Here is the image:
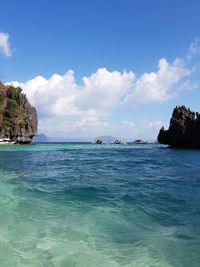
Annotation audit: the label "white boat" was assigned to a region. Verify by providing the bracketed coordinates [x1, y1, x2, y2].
[0, 138, 16, 145]
[112, 139, 127, 144]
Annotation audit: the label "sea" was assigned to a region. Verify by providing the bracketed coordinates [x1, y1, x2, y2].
[0, 143, 200, 267]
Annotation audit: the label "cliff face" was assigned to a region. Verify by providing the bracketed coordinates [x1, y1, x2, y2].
[0, 82, 38, 144]
[158, 106, 200, 148]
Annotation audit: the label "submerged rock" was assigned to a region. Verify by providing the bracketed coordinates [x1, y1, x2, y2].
[157, 105, 200, 148]
[0, 82, 38, 144]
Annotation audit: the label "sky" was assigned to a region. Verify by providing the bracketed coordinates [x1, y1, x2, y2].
[0, 0, 200, 141]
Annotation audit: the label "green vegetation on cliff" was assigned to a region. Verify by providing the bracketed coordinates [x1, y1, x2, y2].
[0, 83, 25, 131]
[0, 81, 38, 143]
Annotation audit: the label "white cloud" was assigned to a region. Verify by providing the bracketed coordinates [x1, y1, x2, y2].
[8, 68, 134, 137]
[9, 60, 192, 123]
[7, 54, 195, 138]
[76, 68, 134, 110]
[0, 32, 12, 57]
[123, 58, 192, 105]
[178, 80, 198, 91]
[149, 121, 163, 129]
[9, 68, 134, 118]
[187, 38, 200, 61]
[123, 120, 135, 127]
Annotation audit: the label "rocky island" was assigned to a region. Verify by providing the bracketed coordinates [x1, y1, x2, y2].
[0, 82, 38, 144]
[158, 105, 200, 148]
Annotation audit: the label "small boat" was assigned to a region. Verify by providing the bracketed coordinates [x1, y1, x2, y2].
[133, 139, 147, 144]
[113, 139, 121, 144]
[112, 139, 127, 144]
[96, 139, 103, 144]
[0, 138, 16, 145]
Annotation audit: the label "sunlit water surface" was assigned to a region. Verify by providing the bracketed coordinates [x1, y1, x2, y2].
[0, 143, 200, 266]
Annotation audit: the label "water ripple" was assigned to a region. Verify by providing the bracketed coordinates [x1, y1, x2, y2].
[0, 143, 200, 266]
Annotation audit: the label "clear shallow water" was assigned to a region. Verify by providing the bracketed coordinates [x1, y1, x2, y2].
[0, 143, 200, 267]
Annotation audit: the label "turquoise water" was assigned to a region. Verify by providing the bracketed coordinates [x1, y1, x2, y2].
[0, 143, 200, 267]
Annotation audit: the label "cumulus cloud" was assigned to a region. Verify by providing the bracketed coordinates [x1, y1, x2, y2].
[123, 58, 192, 105]
[77, 68, 134, 110]
[9, 68, 134, 118]
[0, 32, 12, 57]
[8, 68, 134, 137]
[9, 61, 192, 121]
[7, 54, 195, 138]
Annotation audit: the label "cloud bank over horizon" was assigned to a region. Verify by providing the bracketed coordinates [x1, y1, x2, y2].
[6, 43, 198, 140]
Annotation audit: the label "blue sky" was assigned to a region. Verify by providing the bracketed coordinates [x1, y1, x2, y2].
[1, 0, 200, 140]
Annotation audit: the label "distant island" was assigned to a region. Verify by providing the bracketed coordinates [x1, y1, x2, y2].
[158, 105, 200, 148]
[0, 82, 38, 144]
[33, 133, 49, 143]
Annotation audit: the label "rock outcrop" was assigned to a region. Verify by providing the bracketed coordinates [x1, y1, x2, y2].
[0, 82, 38, 144]
[96, 139, 103, 144]
[157, 105, 200, 148]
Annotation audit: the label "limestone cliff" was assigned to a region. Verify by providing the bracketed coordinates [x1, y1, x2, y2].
[0, 82, 38, 143]
[157, 106, 200, 148]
